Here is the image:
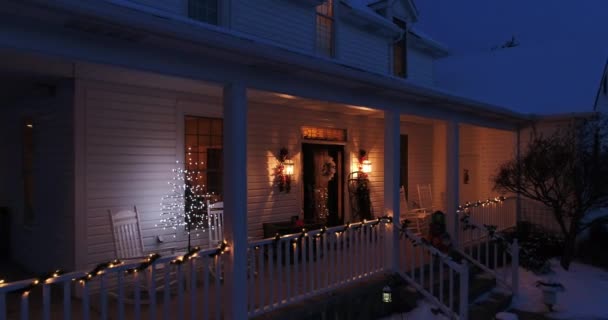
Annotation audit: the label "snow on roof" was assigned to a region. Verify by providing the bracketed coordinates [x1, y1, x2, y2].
[435, 41, 608, 115]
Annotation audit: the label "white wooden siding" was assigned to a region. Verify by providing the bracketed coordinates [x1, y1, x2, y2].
[247, 103, 385, 239]
[0, 80, 75, 273]
[80, 79, 388, 264]
[122, 0, 186, 15]
[231, 0, 316, 53]
[408, 47, 435, 86]
[432, 122, 447, 211]
[459, 125, 515, 203]
[336, 22, 391, 74]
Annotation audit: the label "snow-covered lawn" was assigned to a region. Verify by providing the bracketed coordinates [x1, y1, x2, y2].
[383, 259, 608, 320]
[512, 259, 608, 319]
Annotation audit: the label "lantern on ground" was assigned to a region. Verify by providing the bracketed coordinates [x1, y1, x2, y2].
[382, 285, 392, 303]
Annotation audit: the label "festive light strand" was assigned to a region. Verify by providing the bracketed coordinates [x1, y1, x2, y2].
[75, 260, 122, 284]
[12, 270, 63, 296]
[127, 253, 162, 273]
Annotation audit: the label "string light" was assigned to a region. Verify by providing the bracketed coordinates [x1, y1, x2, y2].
[75, 260, 122, 284]
[127, 253, 161, 273]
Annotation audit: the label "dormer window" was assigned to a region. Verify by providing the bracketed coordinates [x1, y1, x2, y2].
[393, 18, 407, 78]
[316, 0, 335, 57]
[188, 0, 219, 25]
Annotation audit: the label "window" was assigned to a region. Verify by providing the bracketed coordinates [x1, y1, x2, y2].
[185, 116, 223, 198]
[188, 0, 219, 25]
[316, 0, 335, 57]
[22, 118, 34, 225]
[393, 18, 407, 78]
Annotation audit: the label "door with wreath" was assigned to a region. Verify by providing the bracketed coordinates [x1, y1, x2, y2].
[302, 143, 344, 226]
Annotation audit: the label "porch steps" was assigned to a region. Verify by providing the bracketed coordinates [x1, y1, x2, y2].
[250, 273, 421, 320]
[405, 255, 513, 319]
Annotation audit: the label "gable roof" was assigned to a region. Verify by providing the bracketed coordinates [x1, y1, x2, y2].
[435, 41, 608, 115]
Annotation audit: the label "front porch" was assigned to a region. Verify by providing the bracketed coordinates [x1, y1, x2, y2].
[0, 51, 521, 319]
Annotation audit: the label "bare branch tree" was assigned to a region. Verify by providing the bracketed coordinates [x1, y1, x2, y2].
[494, 115, 608, 270]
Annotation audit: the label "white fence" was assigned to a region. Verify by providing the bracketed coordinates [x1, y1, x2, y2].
[246, 220, 388, 317]
[457, 199, 520, 297]
[398, 228, 469, 320]
[0, 247, 226, 320]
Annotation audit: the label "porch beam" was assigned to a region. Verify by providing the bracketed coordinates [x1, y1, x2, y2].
[446, 120, 460, 249]
[384, 110, 401, 272]
[222, 83, 248, 320]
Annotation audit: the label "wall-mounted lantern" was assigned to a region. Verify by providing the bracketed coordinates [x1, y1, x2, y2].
[276, 148, 292, 193]
[361, 159, 372, 174]
[284, 159, 294, 176]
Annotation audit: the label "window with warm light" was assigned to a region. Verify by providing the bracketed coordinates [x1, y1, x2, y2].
[316, 0, 335, 57]
[22, 118, 35, 225]
[185, 116, 223, 198]
[392, 18, 407, 78]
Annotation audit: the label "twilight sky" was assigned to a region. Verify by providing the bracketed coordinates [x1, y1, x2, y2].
[414, 0, 608, 55]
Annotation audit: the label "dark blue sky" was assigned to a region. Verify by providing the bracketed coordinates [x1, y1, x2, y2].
[414, 0, 608, 54]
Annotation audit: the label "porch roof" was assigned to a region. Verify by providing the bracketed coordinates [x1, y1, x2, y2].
[10, 0, 525, 126]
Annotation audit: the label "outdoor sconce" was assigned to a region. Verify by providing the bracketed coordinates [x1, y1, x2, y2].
[361, 159, 372, 174]
[382, 285, 392, 303]
[276, 148, 292, 193]
[284, 159, 294, 176]
[358, 149, 372, 175]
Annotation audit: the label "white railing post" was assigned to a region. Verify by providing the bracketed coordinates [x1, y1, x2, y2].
[511, 238, 519, 297]
[459, 261, 469, 320]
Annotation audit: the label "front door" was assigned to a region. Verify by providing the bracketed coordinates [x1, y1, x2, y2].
[302, 143, 344, 226]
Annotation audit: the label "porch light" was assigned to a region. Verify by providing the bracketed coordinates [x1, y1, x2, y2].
[361, 159, 372, 173]
[382, 285, 392, 303]
[284, 159, 294, 176]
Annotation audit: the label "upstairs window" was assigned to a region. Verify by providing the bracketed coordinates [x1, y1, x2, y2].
[316, 0, 335, 57]
[188, 0, 219, 25]
[393, 18, 407, 78]
[185, 116, 223, 198]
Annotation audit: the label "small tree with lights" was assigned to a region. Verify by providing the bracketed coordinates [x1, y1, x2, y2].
[157, 161, 209, 250]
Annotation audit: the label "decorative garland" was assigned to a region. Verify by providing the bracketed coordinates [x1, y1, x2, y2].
[76, 260, 122, 284]
[321, 157, 336, 180]
[457, 196, 506, 211]
[11, 270, 64, 295]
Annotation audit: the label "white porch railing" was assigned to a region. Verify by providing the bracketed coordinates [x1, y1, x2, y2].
[0, 247, 226, 320]
[457, 201, 520, 297]
[398, 227, 469, 320]
[246, 220, 388, 317]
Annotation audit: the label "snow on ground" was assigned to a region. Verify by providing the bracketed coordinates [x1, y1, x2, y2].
[512, 259, 608, 319]
[380, 300, 450, 320]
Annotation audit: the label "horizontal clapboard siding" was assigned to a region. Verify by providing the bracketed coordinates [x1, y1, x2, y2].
[81, 79, 390, 265]
[232, 0, 316, 53]
[247, 103, 385, 240]
[82, 80, 223, 265]
[337, 22, 391, 74]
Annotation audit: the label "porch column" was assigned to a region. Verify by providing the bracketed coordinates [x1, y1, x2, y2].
[446, 120, 460, 249]
[384, 110, 400, 272]
[222, 83, 248, 320]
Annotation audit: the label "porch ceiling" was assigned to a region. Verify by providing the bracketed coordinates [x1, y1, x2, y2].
[248, 89, 384, 118]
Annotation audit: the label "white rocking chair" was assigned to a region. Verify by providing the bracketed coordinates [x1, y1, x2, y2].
[109, 207, 177, 300]
[400, 186, 429, 236]
[207, 201, 224, 248]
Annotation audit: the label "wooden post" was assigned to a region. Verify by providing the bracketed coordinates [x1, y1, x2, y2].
[223, 83, 248, 320]
[384, 110, 401, 272]
[511, 239, 519, 298]
[447, 120, 460, 249]
[459, 261, 469, 320]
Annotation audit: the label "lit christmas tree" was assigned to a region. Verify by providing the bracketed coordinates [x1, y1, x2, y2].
[157, 161, 209, 250]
